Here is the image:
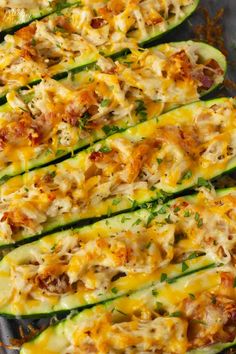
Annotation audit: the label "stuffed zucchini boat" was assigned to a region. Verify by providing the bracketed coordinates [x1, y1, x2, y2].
[0, 187, 235, 317]
[19, 266, 236, 353]
[0, 0, 200, 100]
[0, 97, 236, 247]
[0, 41, 226, 182]
[0, 1, 81, 37]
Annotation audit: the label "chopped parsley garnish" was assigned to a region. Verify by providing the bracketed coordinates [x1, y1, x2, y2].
[182, 261, 189, 272]
[178, 170, 192, 184]
[160, 273, 167, 282]
[189, 293, 196, 300]
[184, 210, 191, 217]
[112, 198, 121, 206]
[132, 218, 142, 226]
[100, 99, 111, 107]
[157, 158, 163, 165]
[49, 170, 56, 178]
[197, 177, 212, 189]
[169, 311, 183, 317]
[135, 100, 147, 122]
[157, 206, 168, 214]
[100, 146, 112, 153]
[156, 301, 164, 311]
[111, 287, 118, 294]
[152, 289, 159, 296]
[194, 212, 203, 228]
[102, 125, 121, 135]
[145, 242, 152, 249]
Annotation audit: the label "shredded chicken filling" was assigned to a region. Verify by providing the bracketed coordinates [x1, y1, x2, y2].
[57, 272, 236, 353]
[7, 190, 236, 303]
[0, 0, 197, 93]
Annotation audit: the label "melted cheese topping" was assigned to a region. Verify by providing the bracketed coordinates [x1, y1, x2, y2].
[0, 42, 224, 178]
[20, 268, 236, 354]
[0, 0, 197, 94]
[0, 188, 235, 315]
[0, 99, 235, 245]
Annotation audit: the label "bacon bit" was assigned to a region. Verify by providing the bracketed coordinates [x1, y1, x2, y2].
[195, 72, 214, 90]
[193, 7, 227, 56]
[168, 50, 192, 81]
[91, 17, 107, 29]
[89, 151, 104, 161]
[15, 24, 36, 42]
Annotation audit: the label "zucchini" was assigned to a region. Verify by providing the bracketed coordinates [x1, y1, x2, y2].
[0, 0, 200, 101]
[0, 97, 235, 247]
[189, 341, 236, 354]
[0, 41, 226, 182]
[19, 266, 236, 353]
[0, 0, 81, 37]
[2, 186, 235, 317]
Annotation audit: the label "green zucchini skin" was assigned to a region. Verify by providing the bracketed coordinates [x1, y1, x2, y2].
[19, 266, 235, 353]
[0, 41, 227, 183]
[2, 187, 233, 317]
[188, 341, 236, 354]
[0, 1, 81, 39]
[0, 0, 200, 103]
[0, 97, 235, 248]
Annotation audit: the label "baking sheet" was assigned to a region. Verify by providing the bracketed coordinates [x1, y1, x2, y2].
[0, 0, 236, 353]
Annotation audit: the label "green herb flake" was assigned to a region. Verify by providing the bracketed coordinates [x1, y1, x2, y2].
[101, 99, 111, 107]
[184, 210, 191, 217]
[135, 100, 147, 122]
[197, 177, 211, 189]
[178, 170, 192, 184]
[158, 206, 167, 214]
[156, 301, 163, 311]
[111, 287, 118, 294]
[132, 218, 142, 226]
[157, 158, 163, 165]
[160, 273, 167, 282]
[174, 206, 180, 213]
[152, 289, 159, 296]
[182, 261, 189, 272]
[145, 242, 152, 249]
[112, 198, 121, 206]
[102, 125, 121, 135]
[100, 146, 112, 153]
[189, 293, 196, 300]
[169, 311, 183, 318]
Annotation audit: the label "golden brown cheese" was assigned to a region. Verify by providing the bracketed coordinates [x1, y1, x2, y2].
[1, 188, 235, 311]
[19, 268, 236, 354]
